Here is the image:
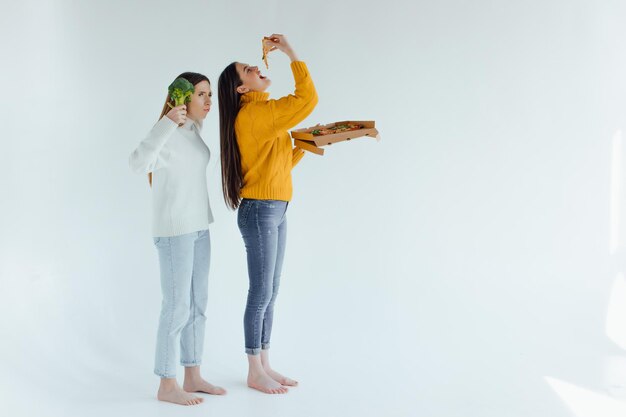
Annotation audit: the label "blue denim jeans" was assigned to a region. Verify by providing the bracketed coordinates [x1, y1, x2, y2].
[152, 229, 210, 378]
[237, 199, 288, 355]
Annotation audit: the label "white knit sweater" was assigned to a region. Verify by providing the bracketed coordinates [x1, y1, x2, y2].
[129, 116, 214, 237]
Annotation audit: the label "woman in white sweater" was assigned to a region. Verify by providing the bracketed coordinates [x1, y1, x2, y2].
[129, 72, 225, 406]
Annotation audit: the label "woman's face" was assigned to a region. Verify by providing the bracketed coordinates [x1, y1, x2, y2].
[235, 63, 271, 93]
[186, 80, 212, 121]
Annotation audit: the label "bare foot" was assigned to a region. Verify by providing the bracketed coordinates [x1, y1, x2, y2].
[264, 367, 298, 386]
[183, 378, 227, 395]
[157, 383, 204, 406]
[248, 371, 289, 394]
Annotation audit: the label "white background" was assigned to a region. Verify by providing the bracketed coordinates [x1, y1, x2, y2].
[2, 0, 626, 416]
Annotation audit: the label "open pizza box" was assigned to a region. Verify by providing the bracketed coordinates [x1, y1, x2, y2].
[290, 120, 380, 156]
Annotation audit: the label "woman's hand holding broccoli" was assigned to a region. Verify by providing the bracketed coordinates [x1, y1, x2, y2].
[166, 105, 187, 126]
[165, 77, 194, 126]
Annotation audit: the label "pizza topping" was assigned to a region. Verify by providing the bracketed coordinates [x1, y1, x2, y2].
[311, 123, 364, 136]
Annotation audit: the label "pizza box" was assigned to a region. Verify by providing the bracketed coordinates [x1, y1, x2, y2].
[290, 120, 380, 156]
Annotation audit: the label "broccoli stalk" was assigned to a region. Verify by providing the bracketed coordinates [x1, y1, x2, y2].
[167, 78, 195, 108]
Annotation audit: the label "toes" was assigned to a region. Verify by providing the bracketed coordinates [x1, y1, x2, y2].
[187, 396, 202, 405]
[249, 381, 288, 394]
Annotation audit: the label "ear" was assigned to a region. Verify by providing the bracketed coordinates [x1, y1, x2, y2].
[236, 85, 249, 94]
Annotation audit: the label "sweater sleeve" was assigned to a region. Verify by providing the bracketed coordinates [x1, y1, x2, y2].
[129, 116, 178, 174]
[292, 146, 305, 168]
[269, 61, 319, 132]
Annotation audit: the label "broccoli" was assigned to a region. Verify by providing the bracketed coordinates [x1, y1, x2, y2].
[167, 77, 195, 108]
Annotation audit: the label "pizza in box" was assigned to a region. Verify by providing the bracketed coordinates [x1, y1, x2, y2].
[290, 120, 380, 155]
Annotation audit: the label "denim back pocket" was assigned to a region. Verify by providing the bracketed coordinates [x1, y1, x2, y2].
[237, 200, 253, 229]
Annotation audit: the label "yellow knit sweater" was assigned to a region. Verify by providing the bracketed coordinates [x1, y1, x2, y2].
[235, 61, 318, 202]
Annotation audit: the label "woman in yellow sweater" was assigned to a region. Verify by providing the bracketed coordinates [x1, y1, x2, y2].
[218, 34, 318, 394]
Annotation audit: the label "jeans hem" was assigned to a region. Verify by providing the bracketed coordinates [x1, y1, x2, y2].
[155, 370, 176, 379]
[180, 361, 202, 367]
[261, 343, 270, 350]
[246, 348, 261, 355]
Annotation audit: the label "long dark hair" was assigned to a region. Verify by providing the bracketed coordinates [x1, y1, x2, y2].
[149, 72, 210, 186]
[218, 62, 244, 210]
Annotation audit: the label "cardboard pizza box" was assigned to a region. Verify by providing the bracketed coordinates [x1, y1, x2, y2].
[290, 120, 380, 155]
[294, 138, 325, 155]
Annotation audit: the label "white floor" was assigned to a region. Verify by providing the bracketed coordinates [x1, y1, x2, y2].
[4, 280, 626, 417]
[5, 350, 625, 417]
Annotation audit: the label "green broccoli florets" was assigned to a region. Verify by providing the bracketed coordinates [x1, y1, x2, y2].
[168, 77, 195, 108]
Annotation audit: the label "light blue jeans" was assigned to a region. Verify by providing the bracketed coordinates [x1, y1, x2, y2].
[152, 229, 210, 378]
[237, 199, 288, 355]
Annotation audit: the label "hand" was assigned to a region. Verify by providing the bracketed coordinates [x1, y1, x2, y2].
[166, 104, 187, 126]
[263, 34, 299, 61]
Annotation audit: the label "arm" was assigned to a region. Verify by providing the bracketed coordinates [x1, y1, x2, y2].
[128, 116, 178, 174]
[292, 146, 305, 168]
[262, 35, 318, 132]
[129, 104, 188, 174]
[269, 61, 319, 132]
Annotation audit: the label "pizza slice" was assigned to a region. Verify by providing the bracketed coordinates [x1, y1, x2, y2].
[261, 37, 272, 69]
